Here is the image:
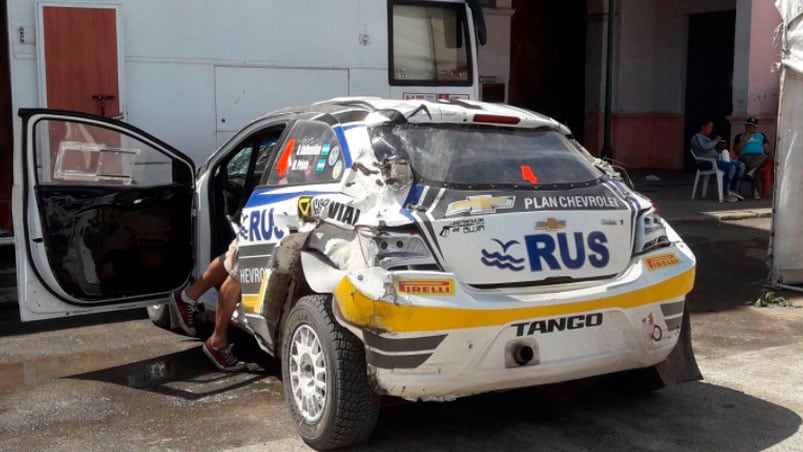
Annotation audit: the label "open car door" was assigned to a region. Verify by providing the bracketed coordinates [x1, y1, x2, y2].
[13, 109, 195, 321]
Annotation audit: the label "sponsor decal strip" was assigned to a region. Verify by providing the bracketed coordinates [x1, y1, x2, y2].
[244, 189, 337, 209]
[645, 253, 681, 271]
[334, 268, 695, 333]
[660, 301, 685, 317]
[665, 316, 682, 332]
[365, 349, 432, 369]
[512, 312, 603, 336]
[397, 279, 455, 296]
[333, 126, 353, 167]
[362, 330, 447, 353]
[411, 186, 446, 263]
[414, 209, 446, 264]
[238, 243, 276, 258]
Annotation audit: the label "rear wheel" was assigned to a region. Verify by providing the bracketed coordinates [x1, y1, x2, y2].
[281, 294, 380, 450]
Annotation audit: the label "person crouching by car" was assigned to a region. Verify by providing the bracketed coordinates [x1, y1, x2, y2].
[691, 119, 745, 202]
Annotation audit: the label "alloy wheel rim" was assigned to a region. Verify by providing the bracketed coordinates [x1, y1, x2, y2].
[289, 324, 327, 423]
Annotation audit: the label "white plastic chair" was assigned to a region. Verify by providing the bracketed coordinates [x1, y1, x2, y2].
[690, 149, 724, 203]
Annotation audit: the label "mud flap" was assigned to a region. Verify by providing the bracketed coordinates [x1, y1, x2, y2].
[654, 309, 703, 384]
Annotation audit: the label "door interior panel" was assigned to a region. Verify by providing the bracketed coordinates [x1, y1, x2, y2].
[35, 184, 193, 302]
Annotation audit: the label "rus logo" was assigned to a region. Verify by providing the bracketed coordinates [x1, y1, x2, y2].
[240, 208, 285, 242]
[524, 231, 609, 270]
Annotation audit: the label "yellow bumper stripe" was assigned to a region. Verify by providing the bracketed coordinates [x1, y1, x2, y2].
[334, 269, 695, 333]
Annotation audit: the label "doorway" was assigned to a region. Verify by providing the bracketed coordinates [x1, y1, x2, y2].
[683, 10, 736, 170]
[508, 0, 587, 141]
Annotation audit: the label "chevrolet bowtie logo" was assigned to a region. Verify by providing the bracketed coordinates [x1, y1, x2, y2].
[445, 195, 515, 216]
[535, 218, 566, 231]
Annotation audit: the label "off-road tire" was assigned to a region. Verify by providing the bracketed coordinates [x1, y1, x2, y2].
[281, 294, 380, 450]
[146, 304, 172, 329]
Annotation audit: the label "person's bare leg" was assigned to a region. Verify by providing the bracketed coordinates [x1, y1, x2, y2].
[208, 275, 241, 349]
[185, 256, 228, 301]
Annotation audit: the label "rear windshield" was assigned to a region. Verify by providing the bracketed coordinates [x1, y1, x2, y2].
[369, 124, 602, 188]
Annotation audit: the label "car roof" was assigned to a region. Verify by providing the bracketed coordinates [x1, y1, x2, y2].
[246, 97, 570, 134]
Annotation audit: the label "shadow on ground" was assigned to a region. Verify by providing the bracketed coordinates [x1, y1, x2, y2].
[356, 379, 801, 451]
[66, 328, 281, 401]
[0, 303, 149, 337]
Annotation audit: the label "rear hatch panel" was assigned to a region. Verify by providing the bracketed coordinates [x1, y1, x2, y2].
[408, 183, 636, 286]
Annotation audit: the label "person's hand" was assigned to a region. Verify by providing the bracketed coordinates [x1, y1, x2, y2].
[714, 135, 722, 142]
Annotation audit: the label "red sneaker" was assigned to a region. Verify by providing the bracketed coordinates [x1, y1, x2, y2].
[170, 290, 197, 337]
[202, 339, 246, 372]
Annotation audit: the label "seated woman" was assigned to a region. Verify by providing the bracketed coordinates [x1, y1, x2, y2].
[734, 117, 770, 199]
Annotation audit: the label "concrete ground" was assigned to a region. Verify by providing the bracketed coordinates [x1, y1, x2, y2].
[0, 216, 801, 450]
[628, 169, 773, 223]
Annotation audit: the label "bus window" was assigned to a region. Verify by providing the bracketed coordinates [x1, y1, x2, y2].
[389, 2, 472, 86]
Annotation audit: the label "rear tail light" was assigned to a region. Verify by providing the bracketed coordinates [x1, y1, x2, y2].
[356, 226, 439, 270]
[635, 209, 670, 254]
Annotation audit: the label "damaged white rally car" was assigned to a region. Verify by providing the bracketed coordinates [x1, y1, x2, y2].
[14, 98, 701, 449]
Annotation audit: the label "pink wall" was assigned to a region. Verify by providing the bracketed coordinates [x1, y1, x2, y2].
[583, 113, 685, 169]
[747, 0, 782, 118]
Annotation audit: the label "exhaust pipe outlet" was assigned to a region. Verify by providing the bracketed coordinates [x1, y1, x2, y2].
[504, 339, 539, 368]
[512, 344, 534, 366]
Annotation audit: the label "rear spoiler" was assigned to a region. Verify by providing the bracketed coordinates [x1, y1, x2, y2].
[467, 0, 487, 45]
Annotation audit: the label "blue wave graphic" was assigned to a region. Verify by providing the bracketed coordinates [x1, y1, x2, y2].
[481, 257, 525, 271]
[480, 249, 525, 264]
[491, 239, 520, 252]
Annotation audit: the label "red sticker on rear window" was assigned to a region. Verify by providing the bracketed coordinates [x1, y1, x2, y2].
[521, 165, 539, 184]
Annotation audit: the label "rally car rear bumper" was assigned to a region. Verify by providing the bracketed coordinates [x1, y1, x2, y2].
[332, 242, 696, 401]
